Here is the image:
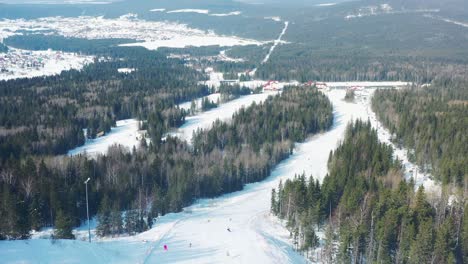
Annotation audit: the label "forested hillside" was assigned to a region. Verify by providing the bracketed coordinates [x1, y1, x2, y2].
[258, 10, 468, 82]
[0, 87, 333, 239]
[0, 42, 7, 53]
[272, 120, 467, 263]
[0, 46, 207, 159]
[372, 79, 468, 187]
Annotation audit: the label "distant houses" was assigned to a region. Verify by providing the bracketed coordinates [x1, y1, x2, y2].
[263, 80, 281, 91]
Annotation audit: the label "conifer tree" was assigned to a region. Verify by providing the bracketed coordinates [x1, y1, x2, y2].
[53, 210, 75, 239]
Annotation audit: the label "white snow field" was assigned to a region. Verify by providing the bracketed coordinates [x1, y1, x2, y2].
[177, 93, 222, 112]
[210, 11, 242, 17]
[149, 8, 166, 12]
[0, 48, 94, 81]
[167, 9, 210, 14]
[1, 87, 442, 263]
[0, 14, 264, 51]
[117, 67, 136, 73]
[67, 119, 144, 157]
[316, 3, 337, 7]
[165, 9, 242, 17]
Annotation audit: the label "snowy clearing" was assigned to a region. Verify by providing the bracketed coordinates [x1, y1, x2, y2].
[0, 47, 93, 81]
[117, 67, 135, 73]
[0, 15, 264, 51]
[67, 119, 145, 157]
[210, 11, 242, 17]
[167, 9, 210, 14]
[177, 93, 222, 112]
[163, 9, 241, 17]
[264, 16, 282, 22]
[218, 49, 245, 62]
[325, 81, 411, 88]
[149, 8, 166, 12]
[316, 3, 337, 7]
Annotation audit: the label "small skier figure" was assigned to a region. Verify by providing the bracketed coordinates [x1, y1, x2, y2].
[227, 227, 231, 232]
[189, 243, 192, 248]
[164, 244, 168, 251]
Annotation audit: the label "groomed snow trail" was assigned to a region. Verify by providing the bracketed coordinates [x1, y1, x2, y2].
[262, 21, 289, 64]
[250, 20, 289, 76]
[1, 88, 440, 263]
[141, 89, 364, 263]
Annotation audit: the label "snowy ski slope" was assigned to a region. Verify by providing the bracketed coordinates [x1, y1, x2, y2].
[1, 87, 440, 263]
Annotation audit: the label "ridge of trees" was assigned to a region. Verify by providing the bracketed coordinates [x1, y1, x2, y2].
[272, 120, 467, 263]
[372, 79, 468, 187]
[0, 46, 208, 160]
[0, 86, 333, 239]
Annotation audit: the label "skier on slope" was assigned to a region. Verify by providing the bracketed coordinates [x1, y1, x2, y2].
[164, 245, 168, 251]
[227, 227, 231, 232]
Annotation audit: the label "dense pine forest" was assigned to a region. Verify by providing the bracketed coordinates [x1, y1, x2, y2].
[372, 79, 468, 188]
[0, 46, 207, 159]
[0, 87, 333, 239]
[272, 120, 467, 263]
[0, 43, 7, 53]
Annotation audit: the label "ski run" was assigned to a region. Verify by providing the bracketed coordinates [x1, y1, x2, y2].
[1, 85, 443, 263]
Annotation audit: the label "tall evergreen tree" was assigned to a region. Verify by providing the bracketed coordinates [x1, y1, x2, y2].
[53, 210, 75, 239]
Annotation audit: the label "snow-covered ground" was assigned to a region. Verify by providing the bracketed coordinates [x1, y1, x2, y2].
[1, 86, 442, 263]
[177, 93, 222, 112]
[0, 14, 264, 51]
[67, 119, 145, 157]
[201, 67, 226, 88]
[355, 89, 441, 196]
[165, 9, 242, 17]
[218, 49, 244, 62]
[117, 67, 135, 73]
[264, 16, 282, 22]
[210, 11, 242, 17]
[199, 67, 299, 90]
[167, 9, 210, 14]
[325, 81, 410, 88]
[170, 91, 278, 143]
[0, 48, 93, 81]
[149, 8, 166, 12]
[345, 4, 439, 20]
[316, 3, 337, 7]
